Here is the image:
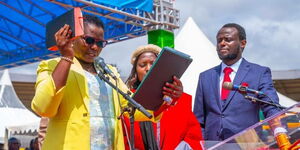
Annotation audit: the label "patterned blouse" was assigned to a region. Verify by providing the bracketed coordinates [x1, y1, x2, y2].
[85, 71, 115, 150]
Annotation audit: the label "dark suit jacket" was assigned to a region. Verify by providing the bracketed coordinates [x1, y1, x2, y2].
[193, 58, 281, 141]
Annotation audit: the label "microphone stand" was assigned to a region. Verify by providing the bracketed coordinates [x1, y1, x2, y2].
[96, 69, 152, 150]
[96, 69, 152, 118]
[244, 95, 286, 110]
[128, 103, 136, 150]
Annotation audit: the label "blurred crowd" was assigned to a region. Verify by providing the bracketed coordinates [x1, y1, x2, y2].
[8, 137, 38, 150]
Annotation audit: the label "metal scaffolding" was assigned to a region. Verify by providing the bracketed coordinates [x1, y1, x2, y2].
[0, 0, 180, 69]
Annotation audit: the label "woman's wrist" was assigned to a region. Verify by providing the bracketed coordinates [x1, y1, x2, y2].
[60, 56, 74, 64]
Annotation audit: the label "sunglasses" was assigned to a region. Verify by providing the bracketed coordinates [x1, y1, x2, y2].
[82, 36, 107, 48]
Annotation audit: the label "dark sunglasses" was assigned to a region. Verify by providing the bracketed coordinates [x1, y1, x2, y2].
[82, 36, 107, 48]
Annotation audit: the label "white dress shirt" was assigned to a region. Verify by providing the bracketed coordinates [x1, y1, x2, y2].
[219, 58, 243, 98]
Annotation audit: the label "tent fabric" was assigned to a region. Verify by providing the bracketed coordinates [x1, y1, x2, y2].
[6, 122, 38, 135]
[175, 17, 220, 107]
[174, 17, 297, 108]
[94, 0, 153, 12]
[278, 92, 297, 107]
[0, 70, 40, 144]
[0, 70, 24, 109]
[0, 0, 151, 69]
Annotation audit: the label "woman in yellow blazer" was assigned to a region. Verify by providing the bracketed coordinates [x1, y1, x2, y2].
[31, 14, 182, 150]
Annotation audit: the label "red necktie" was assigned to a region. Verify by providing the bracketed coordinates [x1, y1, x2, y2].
[221, 67, 233, 100]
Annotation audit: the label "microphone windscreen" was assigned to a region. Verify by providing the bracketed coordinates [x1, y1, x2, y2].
[94, 57, 104, 70]
[223, 82, 233, 90]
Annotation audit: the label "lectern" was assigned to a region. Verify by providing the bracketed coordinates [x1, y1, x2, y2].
[205, 103, 300, 150]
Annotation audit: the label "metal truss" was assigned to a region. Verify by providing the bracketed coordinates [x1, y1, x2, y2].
[0, 0, 180, 69]
[0, 0, 64, 69]
[49, 0, 180, 41]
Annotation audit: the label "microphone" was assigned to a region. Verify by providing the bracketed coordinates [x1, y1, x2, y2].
[94, 57, 117, 80]
[223, 82, 265, 96]
[270, 118, 291, 150]
[273, 127, 291, 149]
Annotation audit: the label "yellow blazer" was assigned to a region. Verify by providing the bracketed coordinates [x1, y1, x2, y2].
[32, 58, 158, 150]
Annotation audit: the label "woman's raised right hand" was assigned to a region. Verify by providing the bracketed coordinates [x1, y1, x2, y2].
[54, 24, 74, 58]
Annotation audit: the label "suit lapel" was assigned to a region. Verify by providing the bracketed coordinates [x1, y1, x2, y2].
[72, 58, 90, 111]
[212, 65, 222, 110]
[222, 59, 250, 111]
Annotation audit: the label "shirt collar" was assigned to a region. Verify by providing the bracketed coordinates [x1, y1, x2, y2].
[221, 58, 243, 73]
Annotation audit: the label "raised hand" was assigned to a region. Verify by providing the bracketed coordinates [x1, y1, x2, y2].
[54, 24, 74, 58]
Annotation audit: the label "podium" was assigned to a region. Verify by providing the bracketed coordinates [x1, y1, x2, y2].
[205, 103, 300, 150]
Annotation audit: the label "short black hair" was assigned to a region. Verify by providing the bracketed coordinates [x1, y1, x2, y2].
[8, 137, 20, 144]
[83, 14, 105, 30]
[222, 23, 246, 40]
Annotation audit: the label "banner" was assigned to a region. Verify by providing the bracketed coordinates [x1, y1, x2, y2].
[93, 0, 153, 12]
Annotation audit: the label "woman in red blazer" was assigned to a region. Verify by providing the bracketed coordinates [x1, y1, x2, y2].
[123, 44, 203, 150]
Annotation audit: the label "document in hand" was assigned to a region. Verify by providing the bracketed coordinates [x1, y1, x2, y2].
[133, 47, 193, 111]
[46, 7, 84, 51]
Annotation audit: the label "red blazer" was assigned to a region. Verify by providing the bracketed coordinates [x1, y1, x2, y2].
[123, 93, 203, 150]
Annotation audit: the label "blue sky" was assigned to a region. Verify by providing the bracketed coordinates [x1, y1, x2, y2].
[9, 0, 300, 76]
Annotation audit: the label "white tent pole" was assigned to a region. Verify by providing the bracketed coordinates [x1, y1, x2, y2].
[4, 128, 8, 150]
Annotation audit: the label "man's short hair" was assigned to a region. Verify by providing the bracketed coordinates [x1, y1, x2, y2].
[222, 23, 246, 40]
[8, 137, 19, 143]
[8, 137, 20, 146]
[83, 14, 105, 29]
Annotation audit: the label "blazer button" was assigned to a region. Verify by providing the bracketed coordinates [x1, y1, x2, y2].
[83, 113, 88, 117]
[221, 114, 225, 118]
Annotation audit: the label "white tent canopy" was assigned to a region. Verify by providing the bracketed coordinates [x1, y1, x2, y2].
[175, 17, 220, 106]
[6, 122, 39, 135]
[278, 92, 298, 107]
[174, 17, 297, 108]
[0, 70, 40, 144]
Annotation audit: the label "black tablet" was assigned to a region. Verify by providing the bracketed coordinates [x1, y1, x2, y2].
[132, 47, 193, 111]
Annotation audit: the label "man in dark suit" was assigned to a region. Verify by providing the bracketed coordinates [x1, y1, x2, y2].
[193, 23, 281, 141]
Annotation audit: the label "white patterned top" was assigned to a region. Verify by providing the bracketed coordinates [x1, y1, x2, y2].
[85, 71, 115, 150]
